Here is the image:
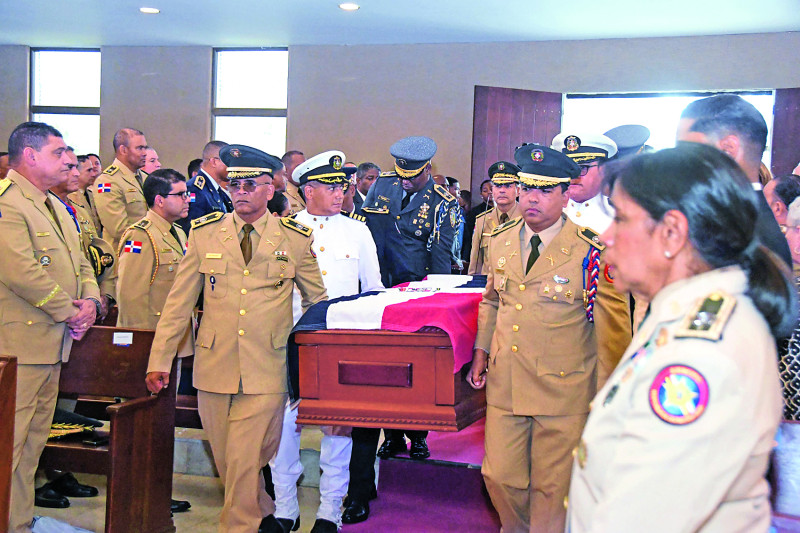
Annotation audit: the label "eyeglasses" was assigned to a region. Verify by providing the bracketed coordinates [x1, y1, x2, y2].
[229, 179, 271, 192]
[579, 164, 599, 177]
[165, 191, 191, 199]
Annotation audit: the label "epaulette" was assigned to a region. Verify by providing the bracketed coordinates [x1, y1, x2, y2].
[434, 183, 455, 202]
[103, 165, 119, 176]
[191, 211, 224, 229]
[195, 174, 206, 190]
[280, 216, 312, 237]
[133, 219, 152, 230]
[0, 178, 12, 197]
[343, 210, 366, 223]
[475, 207, 494, 220]
[578, 227, 605, 251]
[490, 216, 522, 236]
[379, 171, 397, 178]
[362, 206, 389, 214]
[674, 292, 736, 341]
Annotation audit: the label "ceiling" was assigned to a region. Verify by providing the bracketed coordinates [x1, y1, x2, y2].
[4, 0, 800, 48]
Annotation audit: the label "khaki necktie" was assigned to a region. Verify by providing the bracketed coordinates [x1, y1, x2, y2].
[526, 234, 541, 274]
[45, 197, 63, 234]
[240, 223, 254, 265]
[135, 171, 144, 190]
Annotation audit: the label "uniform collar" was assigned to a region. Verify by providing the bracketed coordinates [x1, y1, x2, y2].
[147, 210, 174, 233]
[112, 157, 139, 179]
[522, 214, 564, 249]
[7, 169, 47, 202]
[200, 169, 221, 191]
[233, 210, 269, 235]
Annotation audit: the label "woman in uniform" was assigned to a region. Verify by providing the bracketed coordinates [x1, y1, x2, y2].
[567, 142, 795, 532]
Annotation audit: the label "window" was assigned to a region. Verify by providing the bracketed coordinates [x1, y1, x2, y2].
[561, 91, 776, 166]
[212, 49, 289, 157]
[30, 49, 101, 155]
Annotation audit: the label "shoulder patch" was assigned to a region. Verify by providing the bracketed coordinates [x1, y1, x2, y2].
[343, 210, 366, 223]
[475, 207, 494, 220]
[490, 216, 523, 236]
[362, 206, 389, 215]
[674, 292, 736, 341]
[0, 178, 12, 197]
[103, 165, 119, 176]
[195, 174, 206, 190]
[433, 183, 455, 202]
[191, 211, 225, 229]
[577, 226, 605, 251]
[649, 365, 709, 425]
[379, 171, 398, 178]
[133, 219, 152, 230]
[280, 216, 313, 236]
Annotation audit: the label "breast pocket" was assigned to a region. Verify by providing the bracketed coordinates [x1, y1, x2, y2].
[32, 235, 62, 270]
[199, 258, 228, 297]
[267, 261, 295, 286]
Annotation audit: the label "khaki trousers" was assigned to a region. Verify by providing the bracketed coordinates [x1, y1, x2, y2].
[482, 405, 587, 533]
[10, 363, 61, 533]
[198, 389, 286, 533]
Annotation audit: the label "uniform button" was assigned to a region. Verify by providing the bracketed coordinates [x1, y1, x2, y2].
[322, 270, 327, 275]
[239, 309, 246, 316]
[238, 329, 245, 336]
[26, 320, 33, 325]
[559, 371, 566, 377]
[241, 289, 247, 295]
[396, 216, 400, 220]
[243, 269, 250, 276]
[279, 273, 284, 278]
[210, 269, 215, 274]
[511, 345, 518, 352]
[552, 296, 558, 301]
[156, 311, 161, 316]
[563, 496, 569, 510]
[572, 447, 577, 458]
[346, 254, 350, 258]
[512, 325, 519, 332]
[515, 303, 522, 311]
[75, 272, 80, 277]
[320, 246, 325, 252]
[519, 284, 525, 291]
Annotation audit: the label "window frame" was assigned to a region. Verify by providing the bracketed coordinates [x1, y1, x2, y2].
[29, 47, 101, 117]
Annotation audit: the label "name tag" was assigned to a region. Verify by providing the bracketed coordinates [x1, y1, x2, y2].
[36, 232, 50, 237]
[161, 248, 173, 253]
[205, 253, 223, 259]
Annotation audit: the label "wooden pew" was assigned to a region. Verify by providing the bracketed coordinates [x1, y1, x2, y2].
[39, 326, 177, 533]
[0, 356, 17, 530]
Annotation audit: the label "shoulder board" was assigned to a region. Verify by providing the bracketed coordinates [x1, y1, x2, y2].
[476, 207, 494, 220]
[103, 165, 119, 176]
[578, 227, 605, 251]
[133, 219, 152, 230]
[490, 216, 523, 236]
[0, 178, 12, 197]
[343, 210, 366, 222]
[191, 211, 224, 229]
[434, 183, 455, 202]
[195, 174, 206, 190]
[674, 292, 736, 341]
[361, 206, 389, 215]
[379, 171, 397, 178]
[280, 216, 312, 237]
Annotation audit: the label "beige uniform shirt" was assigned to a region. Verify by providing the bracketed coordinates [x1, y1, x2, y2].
[467, 204, 521, 275]
[94, 158, 148, 255]
[0, 171, 100, 363]
[117, 210, 193, 357]
[147, 211, 327, 394]
[284, 181, 306, 215]
[70, 187, 102, 238]
[66, 193, 116, 300]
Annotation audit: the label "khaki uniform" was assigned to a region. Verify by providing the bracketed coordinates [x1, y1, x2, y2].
[467, 204, 521, 275]
[474, 215, 625, 533]
[66, 193, 116, 300]
[284, 181, 306, 214]
[70, 187, 102, 238]
[0, 171, 100, 533]
[94, 158, 148, 256]
[568, 267, 781, 533]
[117, 211, 192, 357]
[147, 211, 327, 533]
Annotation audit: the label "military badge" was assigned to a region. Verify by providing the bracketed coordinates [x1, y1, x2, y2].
[649, 365, 709, 425]
[498, 162, 505, 170]
[331, 155, 343, 170]
[230, 148, 241, 158]
[497, 257, 506, 268]
[275, 250, 288, 262]
[39, 254, 52, 267]
[414, 230, 422, 236]
[397, 158, 407, 167]
[553, 275, 569, 284]
[532, 149, 544, 162]
[449, 207, 458, 228]
[418, 204, 430, 218]
[566, 135, 581, 151]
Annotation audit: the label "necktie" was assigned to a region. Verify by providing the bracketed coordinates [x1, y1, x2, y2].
[84, 189, 92, 209]
[169, 226, 182, 250]
[499, 213, 508, 224]
[526, 234, 541, 274]
[240, 224, 254, 265]
[401, 193, 412, 210]
[135, 171, 144, 190]
[44, 197, 63, 234]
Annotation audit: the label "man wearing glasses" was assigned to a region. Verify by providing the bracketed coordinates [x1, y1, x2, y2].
[144, 145, 327, 533]
[178, 140, 233, 235]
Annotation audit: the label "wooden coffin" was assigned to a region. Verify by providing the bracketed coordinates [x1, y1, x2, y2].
[295, 328, 485, 432]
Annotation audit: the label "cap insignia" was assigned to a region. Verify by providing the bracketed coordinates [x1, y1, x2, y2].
[230, 148, 241, 158]
[498, 162, 505, 170]
[532, 149, 544, 162]
[331, 155, 343, 170]
[566, 136, 581, 152]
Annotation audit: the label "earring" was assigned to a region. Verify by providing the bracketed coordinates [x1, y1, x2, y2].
[664, 250, 672, 258]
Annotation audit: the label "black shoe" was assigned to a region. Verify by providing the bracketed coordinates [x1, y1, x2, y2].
[310, 518, 338, 533]
[258, 514, 299, 533]
[47, 472, 99, 498]
[34, 487, 70, 508]
[170, 498, 191, 513]
[341, 499, 370, 524]
[409, 438, 430, 460]
[377, 438, 407, 459]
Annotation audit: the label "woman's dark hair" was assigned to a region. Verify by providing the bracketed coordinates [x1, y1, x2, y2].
[605, 142, 797, 337]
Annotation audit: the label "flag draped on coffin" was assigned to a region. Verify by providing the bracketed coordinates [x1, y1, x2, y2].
[287, 275, 487, 401]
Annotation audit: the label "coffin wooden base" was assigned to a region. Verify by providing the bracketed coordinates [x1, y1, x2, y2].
[295, 329, 485, 432]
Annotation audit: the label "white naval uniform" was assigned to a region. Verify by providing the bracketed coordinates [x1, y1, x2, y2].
[271, 210, 383, 524]
[564, 193, 614, 233]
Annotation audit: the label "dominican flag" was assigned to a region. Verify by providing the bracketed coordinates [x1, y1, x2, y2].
[288, 275, 487, 400]
[97, 183, 112, 193]
[189, 193, 196, 203]
[123, 240, 142, 253]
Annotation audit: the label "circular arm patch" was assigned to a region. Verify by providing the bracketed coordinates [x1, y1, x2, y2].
[649, 365, 709, 425]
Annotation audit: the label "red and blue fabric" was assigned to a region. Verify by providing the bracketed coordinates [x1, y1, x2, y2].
[189, 193, 196, 203]
[583, 248, 600, 322]
[649, 365, 709, 425]
[123, 240, 142, 254]
[97, 183, 112, 193]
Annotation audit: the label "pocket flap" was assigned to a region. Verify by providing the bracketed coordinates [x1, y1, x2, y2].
[536, 355, 585, 377]
[199, 258, 227, 275]
[196, 328, 215, 349]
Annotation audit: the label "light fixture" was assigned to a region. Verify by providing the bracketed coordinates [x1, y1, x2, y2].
[338, 3, 360, 11]
[139, 7, 160, 14]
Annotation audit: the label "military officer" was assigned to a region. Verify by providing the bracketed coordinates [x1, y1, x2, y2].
[550, 132, 633, 387]
[281, 150, 306, 214]
[94, 127, 149, 256]
[145, 145, 327, 533]
[177, 140, 233, 235]
[468, 161, 522, 275]
[468, 144, 627, 533]
[1, 122, 100, 533]
[72, 155, 102, 236]
[268, 151, 383, 533]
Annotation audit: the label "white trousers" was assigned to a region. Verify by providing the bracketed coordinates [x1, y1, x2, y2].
[269, 403, 352, 523]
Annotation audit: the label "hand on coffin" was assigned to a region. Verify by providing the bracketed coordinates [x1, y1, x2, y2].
[467, 349, 489, 390]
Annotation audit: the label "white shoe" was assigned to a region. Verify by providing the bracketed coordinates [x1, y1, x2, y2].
[31, 516, 95, 533]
